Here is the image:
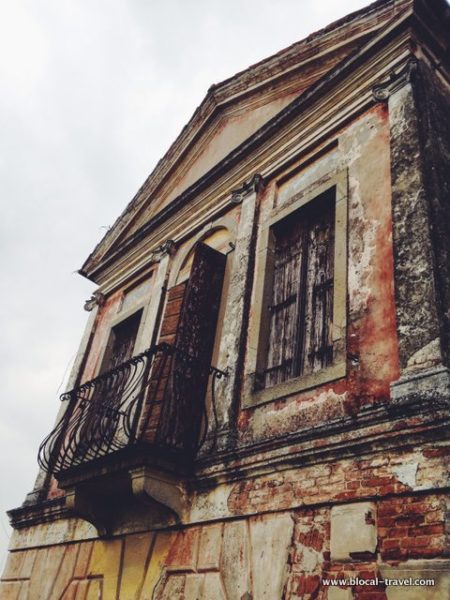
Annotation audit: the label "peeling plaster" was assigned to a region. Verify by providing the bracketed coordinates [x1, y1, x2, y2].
[246, 389, 347, 441]
[298, 546, 320, 572]
[393, 461, 418, 489]
[340, 111, 383, 318]
[347, 175, 378, 316]
[406, 337, 442, 372]
[191, 485, 232, 522]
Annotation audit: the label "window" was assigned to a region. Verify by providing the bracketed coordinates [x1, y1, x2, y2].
[100, 309, 143, 373]
[89, 272, 154, 381]
[263, 190, 335, 388]
[244, 170, 347, 407]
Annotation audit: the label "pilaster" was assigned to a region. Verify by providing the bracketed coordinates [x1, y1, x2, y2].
[373, 57, 450, 404]
[210, 174, 264, 451]
[134, 240, 175, 353]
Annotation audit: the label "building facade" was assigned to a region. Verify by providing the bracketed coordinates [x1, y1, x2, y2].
[2, 0, 450, 598]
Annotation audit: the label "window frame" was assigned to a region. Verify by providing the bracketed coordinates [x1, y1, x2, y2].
[243, 170, 348, 408]
[95, 271, 155, 377]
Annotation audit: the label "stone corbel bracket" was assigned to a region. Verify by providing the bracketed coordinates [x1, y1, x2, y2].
[64, 487, 110, 538]
[149, 239, 176, 263]
[372, 57, 419, 102]
[63, 465, 190, 536]
[129, 466, 190, 523]
[84, 291, 106, 312]
[230, 173, 265, 204]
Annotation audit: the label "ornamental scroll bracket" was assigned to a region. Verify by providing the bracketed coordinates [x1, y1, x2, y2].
[84, 291, 105, 312]
[372, 57, 418, 102]
[149, 239, 176, 263]
[230, 173, 265, 204]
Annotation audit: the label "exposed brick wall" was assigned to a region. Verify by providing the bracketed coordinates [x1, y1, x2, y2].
[378, 495, 446, 560]
[3, 491, 449, 599]
[227, 445, 449, 516]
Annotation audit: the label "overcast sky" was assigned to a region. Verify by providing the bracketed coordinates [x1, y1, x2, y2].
[0, 0, 371, 568]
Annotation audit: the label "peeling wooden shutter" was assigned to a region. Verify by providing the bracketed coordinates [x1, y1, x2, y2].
[176, 242, 226, 364]
[264, 190, 335, 387]
[158, 282, 188, 346]
[157, 242, 226, 452]
[264, 220, 307, 387]
[140, 282, 187, 443]
[300, 193, 335, 375]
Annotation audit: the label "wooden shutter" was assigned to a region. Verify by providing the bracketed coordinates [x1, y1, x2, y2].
[176, 242, 226, 364]
[149, 242, 226, 452]
[139, 282, 187, 443]
[264, 190, 335, 387]
[300, 193, 335, 375]
[264, 220, 307, 387]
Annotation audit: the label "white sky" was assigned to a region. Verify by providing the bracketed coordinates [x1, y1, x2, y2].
[0, 0, 372, 568]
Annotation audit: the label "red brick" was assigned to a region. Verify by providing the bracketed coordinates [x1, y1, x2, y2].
[401, 535, 437, 548]
[380, 539, 401, 550]
[409, 547, 442, 559]
[378, 503, 402, 517]
[413, 524, 445, 535]
[346, 480, 361, 490]
[381, 548, 407, 560]
[377, 517, 395, 528]
[293, 575, 320, 595]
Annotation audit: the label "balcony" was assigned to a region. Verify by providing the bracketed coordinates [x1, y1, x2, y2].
[37, 343, 226, 533]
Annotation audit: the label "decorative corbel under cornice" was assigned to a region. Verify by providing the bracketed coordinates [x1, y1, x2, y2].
[372, 57, 419, 102]
[149, 239, 176, 262]
[84, 291, 105, 312]
[230, 173, 265, 204]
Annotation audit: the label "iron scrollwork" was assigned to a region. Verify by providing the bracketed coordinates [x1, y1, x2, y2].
[38, 343, 225, 475]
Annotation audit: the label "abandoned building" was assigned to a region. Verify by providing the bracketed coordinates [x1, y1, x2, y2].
[2, 0, 450, 597]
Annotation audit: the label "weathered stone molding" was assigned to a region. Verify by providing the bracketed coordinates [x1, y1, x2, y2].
[9, 391, 450, 536]
[387, 59, 445, 374]
[372, 57, 418, 102]
[8, 497, 67, 530]
[167, 213, 238, 289]
[210, 174, 265, 451]
[390, 366, 450, 407]
[135, 249, 173, 352]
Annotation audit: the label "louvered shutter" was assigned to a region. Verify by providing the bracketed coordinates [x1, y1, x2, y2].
[300, 195, 335, 375]
[158, 242, 226, 452]
[264, 190, 335, 387]
[264, 220, 307, 387]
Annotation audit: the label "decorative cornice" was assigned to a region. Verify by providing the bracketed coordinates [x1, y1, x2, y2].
[8, 497, 67, 529]
[230, 174, 265, 204]
[84, 291, 105, 312]
[372, 56, 418, 102]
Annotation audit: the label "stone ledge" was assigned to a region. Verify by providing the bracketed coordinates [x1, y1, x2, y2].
[8, 497, 67, 530]
[390, 366, 450, 407]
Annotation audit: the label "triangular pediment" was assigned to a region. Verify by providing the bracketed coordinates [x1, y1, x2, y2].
[81, 0, 416, 280]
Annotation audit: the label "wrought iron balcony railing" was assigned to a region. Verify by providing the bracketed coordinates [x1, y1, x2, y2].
[38, 343, 226, 475]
